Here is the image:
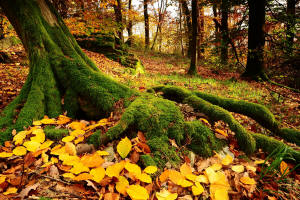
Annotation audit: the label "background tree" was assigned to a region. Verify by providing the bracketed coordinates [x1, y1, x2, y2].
[127, 0, 133, 46]
[286, 0, 296, 55]
[188, 0, 198, 75]
[114, 0, 124, 42]
[243, 0, 267, 80]
[179, 0, 192, 57]
[144, 0, 150, 49]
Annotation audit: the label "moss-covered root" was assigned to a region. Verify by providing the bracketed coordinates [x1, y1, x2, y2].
[153, 86, 256, 155]
[252, 133, 300, 162]
[184, 121, 225, 157]
[194, 91, 300, 145]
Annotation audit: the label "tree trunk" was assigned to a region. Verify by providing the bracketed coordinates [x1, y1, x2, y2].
[188, 0, 198, 75]
[180, 0, 192, 57]
[242, 0, 267, 80]
[1, 0, 299, 166]
[144, 0, 150, 49]
[220, 0, 229, 65]
[114, 0, 124, 42]
[0, 13, 4, 39]
[179, 3, 185, 56]
[212, 4, 220, 55]
[286, 0, 296, 55]
[127, 0, 133, 46]
[197, 1, 205, 61]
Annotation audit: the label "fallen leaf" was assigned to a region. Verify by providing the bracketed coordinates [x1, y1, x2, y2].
[90, 167, 105, 183]
[192, 182, 204, 195]
[3, 187, 18, 195]
[17, 183, 39, 199]
[240, 176, 256, 185]
[156, 189, 178, 200]
[126, 185, 149, 200]
[116, 176, 129, 195]
[117, 137, 132, 159]
[280, 161, 289, 176]
[221, 154, 233, 166]
[231, 165, 244, 173]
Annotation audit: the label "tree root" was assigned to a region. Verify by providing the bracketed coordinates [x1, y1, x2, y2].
[152, 85, 299, 159]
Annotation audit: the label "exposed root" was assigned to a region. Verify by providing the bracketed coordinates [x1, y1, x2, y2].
[194, 91, 300, 145]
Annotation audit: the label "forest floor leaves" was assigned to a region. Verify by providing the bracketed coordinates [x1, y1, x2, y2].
[0, 45, 299, 199]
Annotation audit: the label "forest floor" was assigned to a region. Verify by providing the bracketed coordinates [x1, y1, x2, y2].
[0, 45, 299, 200]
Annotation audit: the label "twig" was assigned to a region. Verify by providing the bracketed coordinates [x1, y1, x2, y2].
[31, 171, 72, 185]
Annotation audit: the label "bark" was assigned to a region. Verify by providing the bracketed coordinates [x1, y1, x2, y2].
[180, 0, 192, 57]
[220, 0, 229, 65]
[197, 1, 205, 61]
[213, 3, 219, 53]
[242, 0, 267, 80]
[113, 0, 124, 42]
[144, 0, 150, 49]
[179, 3, 185, 56]
[127, 0, 133, 46]
[286, 0, 296, 55]
[0, 13, 4, 39]
[188, 0, 198, 75]
[151, 0, 167, 50]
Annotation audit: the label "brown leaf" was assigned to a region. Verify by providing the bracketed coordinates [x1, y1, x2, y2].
[137, 142, 151, 154]
[137, 131, 146, 143]
[49, 165, 60, 179]
[104, 192, 120, 200]
[130, 150, 140, 163]
[17, 183, 39, 199]
[24, 152, 35, 168]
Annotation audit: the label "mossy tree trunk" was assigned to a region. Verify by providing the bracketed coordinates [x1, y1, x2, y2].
[0, 0, 299, 167]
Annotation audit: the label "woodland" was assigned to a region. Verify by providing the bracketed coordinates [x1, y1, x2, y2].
[0, 0, 299, 199]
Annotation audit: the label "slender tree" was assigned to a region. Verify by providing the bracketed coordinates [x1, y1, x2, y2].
[113, 0, 124, 42]
[286, 0, 296, 55]
[220, 0, 229, 65]
[127, 0, 133, 46]
[144, 0, 150, 49]
[180, 0, 192, 57]
[242, 0, 267, 80]
[197, 1, 205, 61]
[188, 0, 198, 75]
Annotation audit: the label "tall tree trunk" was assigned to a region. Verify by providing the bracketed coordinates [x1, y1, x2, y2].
[213, 3, 219, 54]
[144, 0, 150, 49]
[114, 0, 124, 42]
[286, 0, 296, 55]
[180, 0, 192, 57]
[0, 14, 4, 39]
[242, 0, 267, 80]
[220, 0, 229, 65]
[127, 0, 133, 46]
[151, 0, 167, 50]
[197, 1, 204, 61]
[179, 3, 184, 56]
[188, 0, 198, 75]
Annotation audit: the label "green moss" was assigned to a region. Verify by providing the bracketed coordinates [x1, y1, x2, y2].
[184, 121, 225, 157]
[140, 154, 157, 167]
[252, 133, 300, 162]
[44, 126, 69, 140]
[87, 130, 101, 148]
[278, 128, 300, 146]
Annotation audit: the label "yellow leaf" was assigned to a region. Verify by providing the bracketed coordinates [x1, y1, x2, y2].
[169, 170, 185, 185]
[211, 163, 222, 171]
[0, 176, 6, 184]
[96, 150, 110, 156]
[32, 120, 42, 126]
[126, 185, 149, 200]
[159, 170, 170, 183]
[116, 176, 129, 195]
[137, 173, 152, 183]
[81, 153, 104, 168]
[192, 182, 204, 195]
[70, 129, 85, 137]
[3, 187, 18, 195]
[57, 115, 71, 125]
[90, 167, 105, 183]
[40, 140, 54, 150]
[31, 129, 45, 143]
[125, 162, 141, 176]
[23, 141, 40, 152]
[214, 187, 229, 200]
[74, 136, 84, 144]
[70, 162, 90, 174]
[246, 165, 256, 172]
[186, 174, 197, 182]
[63, 173, 75, 179]
[73, 173, 93, 181]
[65, 142, 76, 156]
[13, 131, 27, 145]
[254, 159, 265, 165]
[51, 157, 58, 163]
[0, 152, 13, 158]
[280, 161, 289, 176]
[69, 121, 86, 130]
[59, 154, 80, 166]
[180, 163, 193, 177]
[156, 189, 178, 200]
[178, 179, 193, 187]
[215, 129, 228, 137]
[106, 161, 125, 178]
[40, 118, 56, 125]
[42, 152, 49, 163]
[12, 146, 27, 156]
[51, 146, 66, 155]
[231, 165, 244, 173]
[240, 176, 256, 185]
[200, 118, 209, 125]
[62, 135, 75, 143]
[195, 175, 209, 184]
[221, 154, 233, 166]
[117, 137, 132, 159]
